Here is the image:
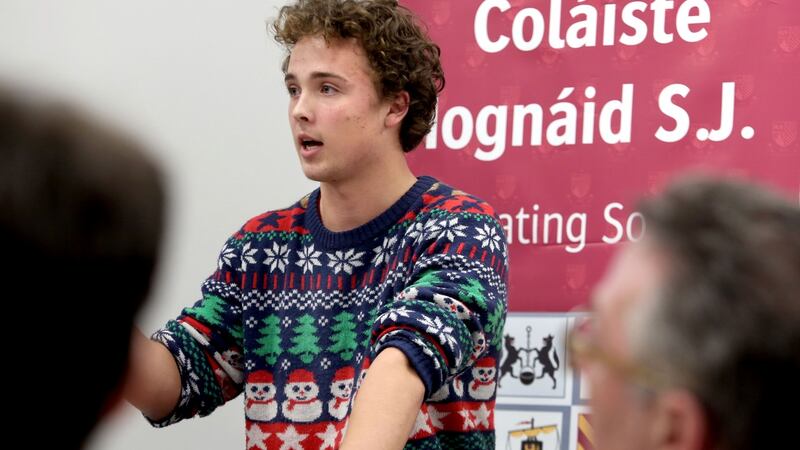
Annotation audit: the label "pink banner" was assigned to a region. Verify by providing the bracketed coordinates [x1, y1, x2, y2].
[404, 0, 800, 312]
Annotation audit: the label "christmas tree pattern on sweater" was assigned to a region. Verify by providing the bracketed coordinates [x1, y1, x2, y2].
[149, 176, 508, 450]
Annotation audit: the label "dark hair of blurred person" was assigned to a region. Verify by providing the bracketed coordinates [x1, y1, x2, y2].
[0, 86, 166, 449]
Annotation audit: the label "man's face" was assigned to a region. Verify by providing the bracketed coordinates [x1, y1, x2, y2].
[284, 35, 392, 184]
[582, 242, 667, 450]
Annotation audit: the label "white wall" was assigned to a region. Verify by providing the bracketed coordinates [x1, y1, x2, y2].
[0, 1, 314, 448]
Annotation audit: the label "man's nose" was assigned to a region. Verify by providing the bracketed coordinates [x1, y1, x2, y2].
[291, 92, 313, 123]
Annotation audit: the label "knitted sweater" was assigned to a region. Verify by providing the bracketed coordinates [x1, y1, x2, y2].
[149, 176, 508, 450]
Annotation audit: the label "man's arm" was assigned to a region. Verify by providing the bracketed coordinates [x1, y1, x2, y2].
[367, 204, 509, 401]
[339, 348, 425, 450]
[342, 195, 509, 448]
[123, 232, 249, 427]
[123, 328, 182, 421]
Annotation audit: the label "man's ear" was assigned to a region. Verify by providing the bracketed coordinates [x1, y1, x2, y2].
[385, 90, 410, 128]
[650, 389, 710, 450]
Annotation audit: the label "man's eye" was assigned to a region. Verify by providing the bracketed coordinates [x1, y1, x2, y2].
[321, 85, 336, 94]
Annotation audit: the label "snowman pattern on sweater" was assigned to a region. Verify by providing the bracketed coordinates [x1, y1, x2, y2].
[245, 370, 278, 422]
[327, 367, 355, 420]
[281, 369, 323, 423]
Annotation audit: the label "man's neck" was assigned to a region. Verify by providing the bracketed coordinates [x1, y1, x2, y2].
[318, 158, 417, 233]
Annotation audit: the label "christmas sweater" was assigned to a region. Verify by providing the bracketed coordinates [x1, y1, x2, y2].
[149, 176, 508, 450]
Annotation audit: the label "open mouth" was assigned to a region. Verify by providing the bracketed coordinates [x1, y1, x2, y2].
[300, 138, 324, 150]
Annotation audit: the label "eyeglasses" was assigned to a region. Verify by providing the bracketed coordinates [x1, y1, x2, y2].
[568, 315, 669, 392]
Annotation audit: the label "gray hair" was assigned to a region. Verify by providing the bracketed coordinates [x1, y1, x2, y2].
[631, 176, 800, 450]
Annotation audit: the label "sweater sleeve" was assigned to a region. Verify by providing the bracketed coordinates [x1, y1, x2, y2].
[146, 232, 246, 427]
[369, 201, 508, 399]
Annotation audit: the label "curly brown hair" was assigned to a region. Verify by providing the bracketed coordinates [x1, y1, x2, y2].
[271, 0, 445, 152]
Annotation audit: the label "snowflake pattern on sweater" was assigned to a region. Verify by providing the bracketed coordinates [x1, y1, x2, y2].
[149, 176, 508, 450]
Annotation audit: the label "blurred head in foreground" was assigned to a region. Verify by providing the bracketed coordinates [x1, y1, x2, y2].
[0, 86, 165, 448]
[573, 176, 800, 450]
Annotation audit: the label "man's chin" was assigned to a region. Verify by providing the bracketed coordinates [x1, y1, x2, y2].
[300, 165, 341, 184]
[298, 163, 323, 182]
[301, 170, 329, 183]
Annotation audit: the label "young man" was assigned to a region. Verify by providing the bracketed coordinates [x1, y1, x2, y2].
[125, 1, 508, 449]
[571, 177, 800, 450]
[1, 86, 166, 449]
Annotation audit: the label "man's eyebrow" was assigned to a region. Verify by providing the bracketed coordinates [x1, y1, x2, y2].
[284, 72, 348, 83]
